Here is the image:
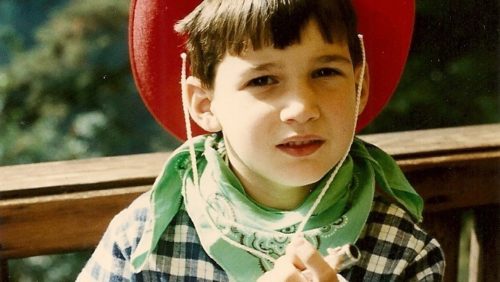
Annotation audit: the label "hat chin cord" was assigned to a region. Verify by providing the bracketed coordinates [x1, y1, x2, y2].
[179, 34, 367, 263]
[180, 53, 201, 187]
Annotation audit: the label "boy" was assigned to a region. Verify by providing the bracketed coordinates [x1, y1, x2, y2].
[78, 0, 445, 281]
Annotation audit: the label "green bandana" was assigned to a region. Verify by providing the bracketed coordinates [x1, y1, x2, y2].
[131, 134, 423, 280]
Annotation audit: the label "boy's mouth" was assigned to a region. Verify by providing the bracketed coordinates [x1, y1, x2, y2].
[277, 136, 325, 157]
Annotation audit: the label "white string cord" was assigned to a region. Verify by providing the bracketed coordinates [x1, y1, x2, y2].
[294, 34, 367, 237]
[180, 53, 200, 190]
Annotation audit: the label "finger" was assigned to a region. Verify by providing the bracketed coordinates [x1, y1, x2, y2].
[290, 237, 337, 280]
[324, 247, 343, 270]
[257, 255, 307, 282]
[286, 237, 307, 271]
[258, 269, 304, 282]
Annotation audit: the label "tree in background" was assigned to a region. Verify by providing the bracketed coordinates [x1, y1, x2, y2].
[364, 0, 499, 133]
[0, 0, 498, 280]
[0, 0, 177, 166]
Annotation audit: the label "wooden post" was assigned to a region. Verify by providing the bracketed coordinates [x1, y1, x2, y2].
[471, 205, 500, 282]
[422, 210, 461, 282]
[0, 259, 9, 282]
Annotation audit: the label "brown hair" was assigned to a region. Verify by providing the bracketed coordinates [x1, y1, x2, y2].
[175, 0, 361, 89]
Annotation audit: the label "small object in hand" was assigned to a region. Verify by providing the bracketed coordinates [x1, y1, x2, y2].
[301, 244, 360, 281]
[330, 244, 361, 271]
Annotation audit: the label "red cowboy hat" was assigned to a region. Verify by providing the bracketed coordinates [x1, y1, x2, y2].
[129, 0, 414, 140]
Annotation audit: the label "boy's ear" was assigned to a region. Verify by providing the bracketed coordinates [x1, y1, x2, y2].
[355, 64, 370, 115]
[185, 76, 222, 132]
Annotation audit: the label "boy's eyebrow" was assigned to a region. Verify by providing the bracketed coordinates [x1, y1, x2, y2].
[250, 62, 281, 72]
[245, 54, 352, 73]
[317, 54, 352, 64]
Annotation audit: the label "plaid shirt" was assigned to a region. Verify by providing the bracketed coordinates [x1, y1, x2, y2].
[78, 193, 445, 281]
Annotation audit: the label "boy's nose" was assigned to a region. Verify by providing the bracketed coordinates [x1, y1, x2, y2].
[280, 84, 320, 124]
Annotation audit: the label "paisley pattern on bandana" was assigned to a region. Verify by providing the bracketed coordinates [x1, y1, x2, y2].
[206, 187, 350, 272]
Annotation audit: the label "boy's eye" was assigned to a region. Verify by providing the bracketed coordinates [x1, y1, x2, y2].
[312, 68, 342, 78]
[247, 76, 277, 87]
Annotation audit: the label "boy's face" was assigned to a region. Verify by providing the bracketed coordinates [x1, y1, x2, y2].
[190, 20, 368, 206]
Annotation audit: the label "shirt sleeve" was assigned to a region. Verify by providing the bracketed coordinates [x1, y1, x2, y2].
[343, 199, 446, 281]
[76, 193, 150, 281]
[403, 237, 445, 281]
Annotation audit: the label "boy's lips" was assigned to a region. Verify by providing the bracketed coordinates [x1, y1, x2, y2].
[276, 135, 325, 157]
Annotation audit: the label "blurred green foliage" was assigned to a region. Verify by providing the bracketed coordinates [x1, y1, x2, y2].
[0, 0, 498, 281]
[0, 0, 178, 166]
[8, 251, 92, 282]
[363, 0, 499, 133]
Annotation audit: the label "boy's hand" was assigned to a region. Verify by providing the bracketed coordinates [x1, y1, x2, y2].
[257, 236, 341, 282]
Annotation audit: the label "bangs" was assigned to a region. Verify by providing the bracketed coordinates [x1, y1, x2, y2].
[219, 0, 350, 53]
[175, 0, 359, 87]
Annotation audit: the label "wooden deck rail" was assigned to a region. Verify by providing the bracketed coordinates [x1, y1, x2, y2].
[1, 124, 499, 281]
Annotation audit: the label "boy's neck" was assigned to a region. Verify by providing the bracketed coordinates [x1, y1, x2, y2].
[230, 164, 314, 210]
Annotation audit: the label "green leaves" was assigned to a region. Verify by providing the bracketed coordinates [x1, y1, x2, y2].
[362, 0, 499, 133]
[0, 0, 177, 165]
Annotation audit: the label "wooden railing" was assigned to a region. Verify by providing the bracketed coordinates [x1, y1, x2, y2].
[1, 124, 499, 281]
